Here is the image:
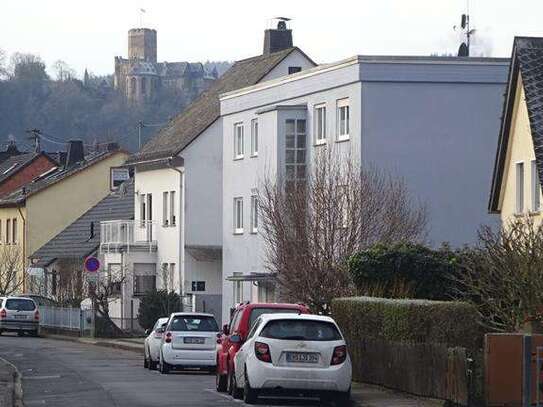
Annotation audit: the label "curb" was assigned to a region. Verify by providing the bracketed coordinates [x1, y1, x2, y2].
[0, 356, 24, 407]
[43, 334, 143, 355]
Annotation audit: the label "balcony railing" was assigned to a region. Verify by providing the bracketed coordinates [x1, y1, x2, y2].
[100, 220, 157, 253]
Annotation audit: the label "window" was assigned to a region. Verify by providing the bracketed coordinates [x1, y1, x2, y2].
[169, 315, 218, 332]
[532, 160, 541, 212]
[191, 281, 206, 292]
[147, 194, 153, 221]
[260, 319, 342, 341]
[5, 219, 10, 244]
[107, 264, 122, 295]
[169, 191, 176, 226]
[12, 218, 16, 244]
[337, 99, 350, 141]
[234, 197, 243, 234]
[163, 192, 169, 226]
[516, 162, 525, 214]
[251, 119, 259, 157]
[288, 66, 302, 74]
[161, 263, 169, 289]
[285, 119, 307, 185]
[133, 275, 156, 296]
[339, 185, 348, 228]
[234, 123, 244, 159]
[169, 263, 175, 290]
[250, 195, 258, 233]
[314, 104, 327, 144]
[140, 193, 146, 227]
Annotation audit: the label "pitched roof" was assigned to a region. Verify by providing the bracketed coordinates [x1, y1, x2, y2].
[0, 150, 126, 207]
[127, 47, 311, 164]
[0, 152, 58, 185]
[489, 37, 543, 212]
[30, 180, 134, 266]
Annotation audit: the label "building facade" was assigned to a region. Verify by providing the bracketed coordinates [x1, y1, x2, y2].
[114, 28, 218, 103]
[219, 55, 509, 322]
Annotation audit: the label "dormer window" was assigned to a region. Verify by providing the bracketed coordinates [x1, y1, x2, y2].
[288, 66, 302, 75]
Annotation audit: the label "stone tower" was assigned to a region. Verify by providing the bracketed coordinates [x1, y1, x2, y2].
[128, 28, 157, 62]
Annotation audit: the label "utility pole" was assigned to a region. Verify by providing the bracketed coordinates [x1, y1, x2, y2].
[25, 128, 42, 153]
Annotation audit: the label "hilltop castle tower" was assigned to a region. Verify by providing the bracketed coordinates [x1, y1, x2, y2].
[114, 28, 217, 104]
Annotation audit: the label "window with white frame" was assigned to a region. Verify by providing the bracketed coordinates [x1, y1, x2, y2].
[163, 192, 169, 226]
[251, 119, 259, 157]
[170, 191, 176, 226]
[5, 219, 10, 244]
[234, 197, 244, 234]
[140, 193, 146, 227]
[234, 123, 244, 159]
[250, 195, 258, 233]
[516, 162, 525, 214]
[337, 98, 350, 141]
[532, 160, 541, 212]
[314, 104, 326, 144]
[285, 119, 307, 185]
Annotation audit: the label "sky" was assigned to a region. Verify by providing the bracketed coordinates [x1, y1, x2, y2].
[1, 0, 543, 77]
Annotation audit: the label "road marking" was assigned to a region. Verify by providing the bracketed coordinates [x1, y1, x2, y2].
[25, 375, 62, 380]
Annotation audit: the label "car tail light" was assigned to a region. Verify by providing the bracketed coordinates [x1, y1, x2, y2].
[255, 341, 272, 363]
[0, 309, 6, 319]
[34, 310, 40, 321]
[165, 332, 172, 343]
[331, 345, 347, 365]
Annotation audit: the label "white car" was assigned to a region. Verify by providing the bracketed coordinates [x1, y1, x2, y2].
[232, 313, 352, 405]
[144, 317, 169, 370]
[0, 296, 40, 337]
[159, 312, 220, 374]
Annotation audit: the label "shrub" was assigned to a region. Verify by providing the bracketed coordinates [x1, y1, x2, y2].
[331, 296, 482, 349]
[348, 243, 459, 300]
[137, 290, 182, 331]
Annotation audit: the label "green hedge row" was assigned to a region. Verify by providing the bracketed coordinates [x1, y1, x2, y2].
[331, 296, 482, 350]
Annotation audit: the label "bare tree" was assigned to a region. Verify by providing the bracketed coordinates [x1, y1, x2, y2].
[0, 48, 7, 79]
[455, 217, 543, 332]
[0, 245, 24, 295]
[259, 149, 427, 313]
[54, 257, 84, 306]
[51, 60, 76, 81]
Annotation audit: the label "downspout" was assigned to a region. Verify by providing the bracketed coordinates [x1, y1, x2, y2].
[167, 158, 185, 302]
[17, 206, 26, 292]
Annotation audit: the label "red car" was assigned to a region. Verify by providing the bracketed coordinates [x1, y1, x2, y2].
[216, 302, 310, 394]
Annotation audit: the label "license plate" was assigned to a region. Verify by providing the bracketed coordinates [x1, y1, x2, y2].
[286, 352, 319, 363]
[14, 315, 26, 320]
[183, 337, 205, 344]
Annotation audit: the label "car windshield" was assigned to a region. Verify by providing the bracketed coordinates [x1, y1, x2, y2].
[153, 319, 168, 331]
[249, 308, 300, 329]
[260, 319, 342, 341]
[169, 316, 219, 332]
[5, 299, 36, 311]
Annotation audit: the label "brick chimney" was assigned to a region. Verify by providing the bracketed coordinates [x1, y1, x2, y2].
[263, 18, 293, 55]
[65, 140, 85, 168]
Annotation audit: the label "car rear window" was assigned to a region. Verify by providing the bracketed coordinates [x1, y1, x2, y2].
[260, 319, 342, 341]
[5, 299, 36, 311]
[249, 308, 301, 329]
[170, 316, 219, 332]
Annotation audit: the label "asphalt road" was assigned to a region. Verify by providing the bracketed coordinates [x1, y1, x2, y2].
[0, 334, 336, 407]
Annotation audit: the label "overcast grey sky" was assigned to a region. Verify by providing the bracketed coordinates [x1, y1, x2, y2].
[1, 0, 542, 77]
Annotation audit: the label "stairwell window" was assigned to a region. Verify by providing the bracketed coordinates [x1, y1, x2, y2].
[234, 123, 244, 160]
[163, 192, 169, 226]
[532, 160, 541, 212]
[169, 191, 176, 226]
[234, 197, 244, 234]
[516, 162, 524, 214]
[250, 195, 258, 234]
[251, 119, 259, 157]
[337, 98, 350, 141]
[314, 104, 327, 145]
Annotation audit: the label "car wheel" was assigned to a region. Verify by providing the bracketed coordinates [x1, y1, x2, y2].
[144, 350, 149, 369]
[335, 388, 352, 407]
[229, 369, 242, 399]
[216, 366, 228, 392]
[243, 368, 258, 404]
[159, 353, 170, 374]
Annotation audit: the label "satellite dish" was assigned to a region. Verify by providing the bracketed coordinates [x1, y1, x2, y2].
[458, 42, 469, 57]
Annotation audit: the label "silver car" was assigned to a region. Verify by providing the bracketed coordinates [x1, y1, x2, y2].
[0, 296, 40, 336]
[144, 317, 169, 370]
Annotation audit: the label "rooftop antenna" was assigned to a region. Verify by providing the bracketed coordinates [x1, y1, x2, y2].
[273, 16, 291, 30]
[454, 0, 476, 56]
[139, 8, 146, 27]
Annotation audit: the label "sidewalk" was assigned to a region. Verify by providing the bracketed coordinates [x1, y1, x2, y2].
[44, 334, 445, 407]
[0, 357, 23, 407]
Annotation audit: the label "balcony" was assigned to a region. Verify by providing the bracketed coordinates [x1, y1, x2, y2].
[100, 220, 158, 253]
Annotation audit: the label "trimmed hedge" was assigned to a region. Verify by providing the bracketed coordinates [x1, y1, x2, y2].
[331, 296, 482, 350]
